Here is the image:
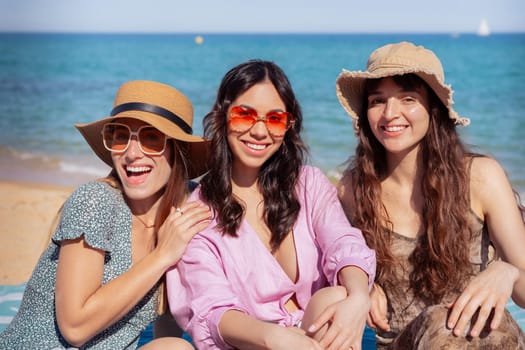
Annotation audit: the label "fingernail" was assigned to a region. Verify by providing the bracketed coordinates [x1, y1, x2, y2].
[308, 325, 316, 332]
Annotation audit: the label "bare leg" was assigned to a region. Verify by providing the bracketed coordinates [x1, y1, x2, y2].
[139, 337, 194, 350]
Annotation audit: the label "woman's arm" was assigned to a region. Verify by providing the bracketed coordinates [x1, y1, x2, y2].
[55, 236, 169, 346]
[308, 167, 376, 288]
[55, 201, 210, 347]
[298, 167, 375, 349]
[219, 310, 323, 350]
[447, 157, 525, 338]
[476, 157, 525, 305]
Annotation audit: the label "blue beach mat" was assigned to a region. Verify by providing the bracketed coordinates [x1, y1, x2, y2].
[136, 322, 377, 349]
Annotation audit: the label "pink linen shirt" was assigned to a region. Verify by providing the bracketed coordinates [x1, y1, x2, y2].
[166, 166, 376, 349]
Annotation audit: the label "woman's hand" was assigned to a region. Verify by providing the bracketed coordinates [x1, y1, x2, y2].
[308, 289, 370, 350]
[367, 283, 390, 331]
[155, 200, 211, 267]
[447, 260, 519, 337]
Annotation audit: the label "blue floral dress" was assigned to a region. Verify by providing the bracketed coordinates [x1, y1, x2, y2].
[0, 181, 157, 349]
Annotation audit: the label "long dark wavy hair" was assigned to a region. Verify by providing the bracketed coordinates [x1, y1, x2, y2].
[199, 59, 308, 251]
[343, 74, 480, 302]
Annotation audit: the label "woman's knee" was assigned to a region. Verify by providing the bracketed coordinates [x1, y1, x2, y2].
[311, 286, 348, 306]
[301, 286, 348, 334]
[140, 337, 194, 350]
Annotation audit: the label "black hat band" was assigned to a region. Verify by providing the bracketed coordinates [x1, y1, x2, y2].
[111, 102, 193, 134]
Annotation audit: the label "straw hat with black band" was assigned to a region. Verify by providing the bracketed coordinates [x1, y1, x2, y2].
[336, 41, 470, 131]
[75, 80, 209, 179]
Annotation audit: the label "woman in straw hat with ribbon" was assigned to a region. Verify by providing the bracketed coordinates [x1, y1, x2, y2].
[0, 80, 211, 349]
[336, 41, 525, 348]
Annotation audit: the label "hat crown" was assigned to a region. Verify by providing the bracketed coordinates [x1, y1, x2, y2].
[113, 80, 194, 126]
[367, 42, 445, 83]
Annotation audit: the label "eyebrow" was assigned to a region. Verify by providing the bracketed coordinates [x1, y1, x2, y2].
[236, 104, 286, 113]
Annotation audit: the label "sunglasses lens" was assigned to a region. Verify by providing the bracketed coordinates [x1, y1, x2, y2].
[228, 106, 257, 133]
[265, 111, 290, 136]
[138, 127, 166, 154]
[103, 124, 130, 151]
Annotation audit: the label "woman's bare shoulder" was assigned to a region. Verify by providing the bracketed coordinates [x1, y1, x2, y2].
[469, 156, 508, 192]
[469, 155, 518, 217]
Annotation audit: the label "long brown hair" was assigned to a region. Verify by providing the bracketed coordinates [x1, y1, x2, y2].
[343, 74, 476, 302]
[199, 60, 308, 251]
[154, 139, 190, 313]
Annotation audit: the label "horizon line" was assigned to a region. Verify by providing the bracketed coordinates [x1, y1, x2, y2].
[1, 30, 524, 35]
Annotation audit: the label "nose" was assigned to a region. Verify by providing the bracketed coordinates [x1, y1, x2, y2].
[249, 119, 269, 138]
[383, 97, 401, 120]
[125, 135, 143, 159]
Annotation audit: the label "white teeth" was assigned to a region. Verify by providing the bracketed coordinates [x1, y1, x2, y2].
[384, 126, 405, 132]
[126, 166, 151, 173]
[246, 142, 266, 150]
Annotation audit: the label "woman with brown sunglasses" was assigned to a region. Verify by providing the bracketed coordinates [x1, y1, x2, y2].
[0, 80, 211, 349]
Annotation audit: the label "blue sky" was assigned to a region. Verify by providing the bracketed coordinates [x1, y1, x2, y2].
[0, 0, 523, 34]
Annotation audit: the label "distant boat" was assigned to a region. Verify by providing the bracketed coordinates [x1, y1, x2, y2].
[477, 18, 490, 36]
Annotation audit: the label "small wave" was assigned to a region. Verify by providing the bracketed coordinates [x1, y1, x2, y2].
[60, 161, 108, 177]
[0, 145, 62, 170]
[0, 144, 110, 186]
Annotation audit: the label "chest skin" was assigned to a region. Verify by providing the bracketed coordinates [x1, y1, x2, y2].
[243, 198, 300, 312]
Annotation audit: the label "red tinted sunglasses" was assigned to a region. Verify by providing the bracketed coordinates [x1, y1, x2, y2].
[228, 105, 294, 137]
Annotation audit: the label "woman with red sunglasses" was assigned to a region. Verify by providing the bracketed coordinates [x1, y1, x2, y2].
[166, 60, 376, 350]
[0, 80, 212, 349]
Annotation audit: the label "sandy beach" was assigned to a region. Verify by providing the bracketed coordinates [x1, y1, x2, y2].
[0, 181, 73, 285]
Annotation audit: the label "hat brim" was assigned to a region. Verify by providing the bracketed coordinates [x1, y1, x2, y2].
[336, 68, 467, 126]
[75, 112, 210, 179]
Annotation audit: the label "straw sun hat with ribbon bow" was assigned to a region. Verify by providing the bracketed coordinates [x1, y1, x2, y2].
[75, 80, 209, 179]
[336, 41, 470, 131]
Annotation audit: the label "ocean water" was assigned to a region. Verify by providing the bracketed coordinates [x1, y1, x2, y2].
[0, 33, 524, 347]
[0, 33, 524, 191]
